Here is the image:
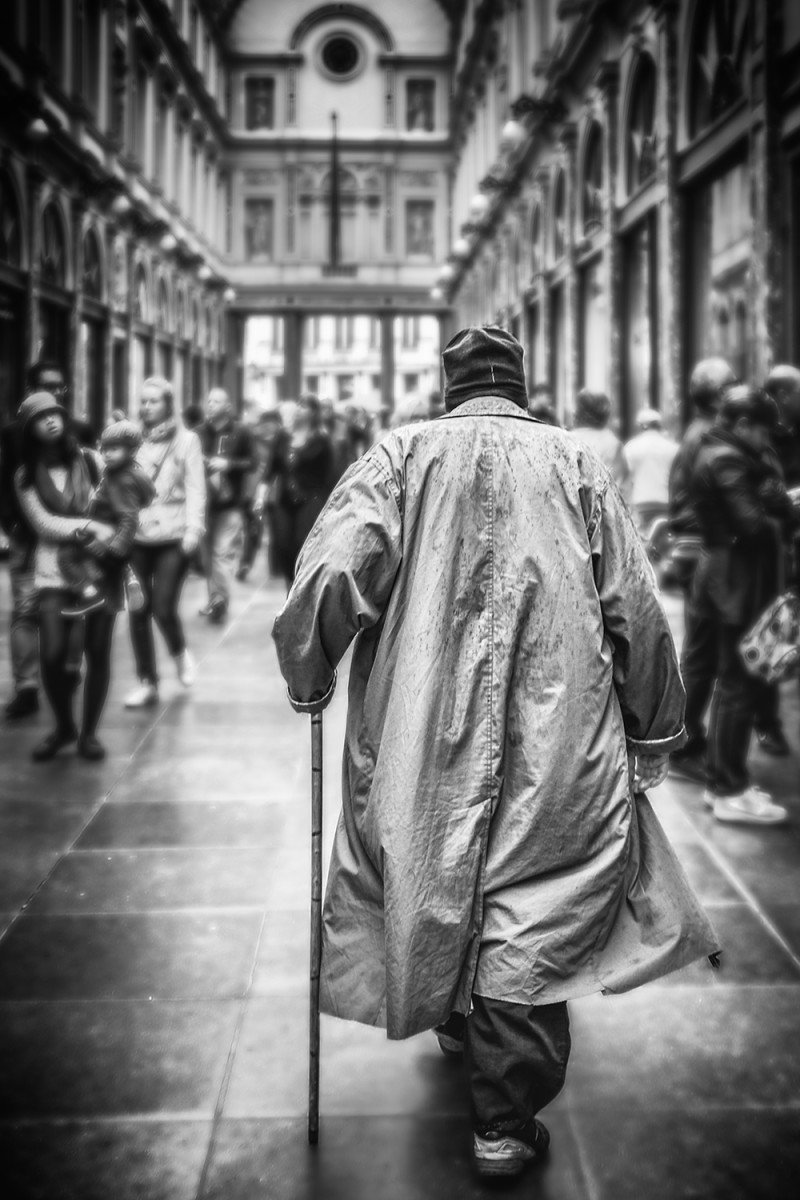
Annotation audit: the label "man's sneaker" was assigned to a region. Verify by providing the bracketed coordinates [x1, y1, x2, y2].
[669, 753, 708, 785]
[175, 649, 196, 688]
[712, 786, 788, 825]
[198, 604, 214, 617]
[473, 1120, 550, 1179]
[5, 689, 39, 719]
[756, 728, 791, 757]
[124, 682, 159, 709]
[208, 599, 227, 624]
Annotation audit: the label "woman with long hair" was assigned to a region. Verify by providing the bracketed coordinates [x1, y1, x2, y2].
[124, 376, 206, 708]
[14, 393, 117, 761]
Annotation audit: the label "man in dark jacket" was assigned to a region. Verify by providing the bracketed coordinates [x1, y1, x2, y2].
[687, 385, 795, 823]
[668, 357, 736, 782]
[198, 388, 255, 622]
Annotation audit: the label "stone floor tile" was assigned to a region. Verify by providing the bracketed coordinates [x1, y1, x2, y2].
[565, 987, 800, 1111]
[0, 852, 62, 913]
[251, 909, 309, 997]
[225, 1001, 469, 1119]
[200, 1114, 589, 1200]
[766, 903, 800, 958]
[25, 848, 276, 913]
[572, 1105, 800, 1200]
[0, 912, 262, 999]
[76, 800, 286, 849]
[0, 1000, 239, 1118]
[667, 842, 740, 902]
[0, 1119, 212, 1200]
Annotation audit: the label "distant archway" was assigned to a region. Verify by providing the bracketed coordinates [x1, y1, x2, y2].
[290, 4, 395, 52]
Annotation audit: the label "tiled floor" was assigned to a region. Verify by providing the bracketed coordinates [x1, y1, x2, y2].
[1, 563, 799, 1199]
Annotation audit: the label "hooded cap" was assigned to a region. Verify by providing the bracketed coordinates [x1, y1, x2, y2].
[17, 392, 65, 434]
[442, 326, 528, 412]
[101, 419, 142, 451]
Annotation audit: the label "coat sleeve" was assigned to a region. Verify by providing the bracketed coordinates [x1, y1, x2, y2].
[588, 470, 686, 755]
[272, 449, 403, 703]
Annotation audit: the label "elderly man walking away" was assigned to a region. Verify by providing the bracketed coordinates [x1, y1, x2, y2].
[273, 326, 718, 1180]
[198, 388, 255, 623]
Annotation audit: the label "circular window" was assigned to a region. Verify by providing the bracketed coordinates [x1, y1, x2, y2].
[318, 32, 364, 81]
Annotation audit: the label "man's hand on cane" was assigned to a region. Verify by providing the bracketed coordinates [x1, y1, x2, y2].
[628, 752, 670, 793]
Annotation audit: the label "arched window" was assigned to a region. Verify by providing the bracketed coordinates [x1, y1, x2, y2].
[582, 123, 604, 236]
[40, 202, 67, 287]
[176, 289, 188, 339]
[133, 264, 149, 322]
[0, 172, 22, 267]
[690, 0, 749, 138]
[82, 229, 103, 300]
[552, 171, 566, 261]
[156, 280, 170, 332]
[627, 56, 658, 193]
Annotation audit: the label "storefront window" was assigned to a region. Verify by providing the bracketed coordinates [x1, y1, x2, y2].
[623, 216, 658, 418]
[552, 171, 566, 261]
[82, 231, 103, 300]
[688, 160, 750, 383]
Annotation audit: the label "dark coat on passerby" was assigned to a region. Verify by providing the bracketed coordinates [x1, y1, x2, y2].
[198, 418, 256, 512]
[0, 419, 33, 549]
[691, 427, 794, 627]
[267, 428, 337, 584]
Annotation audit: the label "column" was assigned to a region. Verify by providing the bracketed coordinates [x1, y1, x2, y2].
[25, 164, 45, 369]
[437, 310, 457, 394]
[597, 61, 622, 425]
[655, 0, 683, 433]
[380, 311, 395, 427]
[281, 310, 303, 401]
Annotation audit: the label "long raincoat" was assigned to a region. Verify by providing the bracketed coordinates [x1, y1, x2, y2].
[273, 397, 718, 1040]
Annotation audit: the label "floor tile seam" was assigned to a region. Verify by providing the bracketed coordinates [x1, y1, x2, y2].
[194, 911, 269, 1200]
[666, 798, 800, 975]
[51, 845, 287, 854]
[564, 1100, 800, 1114]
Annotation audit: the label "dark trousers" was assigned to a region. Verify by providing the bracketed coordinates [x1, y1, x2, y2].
[128, 543, 190, 684]
[465, 995, 570, 1135]
[707, 621, 755, 796]
[39, 590, 116, 739]
[239, 503, 263, 572]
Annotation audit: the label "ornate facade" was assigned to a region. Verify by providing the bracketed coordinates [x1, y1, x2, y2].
[443, 0, 800, 433]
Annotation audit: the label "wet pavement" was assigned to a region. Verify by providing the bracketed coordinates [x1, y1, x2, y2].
[1, 562, 799, 1199]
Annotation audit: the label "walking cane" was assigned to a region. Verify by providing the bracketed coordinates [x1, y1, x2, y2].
[308, 709, 323, 1145]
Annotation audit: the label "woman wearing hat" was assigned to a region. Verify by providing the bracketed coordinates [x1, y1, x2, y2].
[14, 392, 117, 760]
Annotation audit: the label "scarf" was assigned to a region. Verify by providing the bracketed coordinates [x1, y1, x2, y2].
[143, 417, 178, 444]
[33, 452, 94, 517]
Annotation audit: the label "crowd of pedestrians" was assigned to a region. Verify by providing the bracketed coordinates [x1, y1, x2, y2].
[0, 365, 379, 758]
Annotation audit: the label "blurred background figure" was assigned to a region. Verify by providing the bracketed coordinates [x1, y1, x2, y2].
[428, 389, 445, 420]
[390, 393, 430, 428]
[238, 407, 283, 582]
[266, 393, 337, 590]
[182, 404, 204, 432]
[198, 388, 255, 623]
[623, 408, 679, 535]
[570, 388, 630, 500]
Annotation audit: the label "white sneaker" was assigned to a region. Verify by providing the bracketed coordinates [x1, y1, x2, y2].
[175, 649, 196, 688]
[124, 682, 159, 709]
[713, 786, 788, 825]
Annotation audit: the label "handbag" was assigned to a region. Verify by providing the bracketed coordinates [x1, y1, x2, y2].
[123, 563, 146, 613]
[739, 536, 800, 684]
